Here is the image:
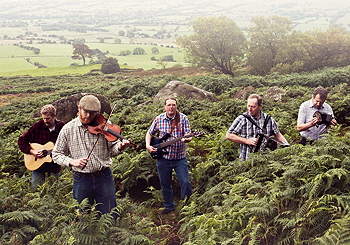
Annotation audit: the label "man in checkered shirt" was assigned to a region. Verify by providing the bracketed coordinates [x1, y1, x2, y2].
[145, 98, 192, 215]
[226, 94, 289, 161]
[52, 95, 130, 220]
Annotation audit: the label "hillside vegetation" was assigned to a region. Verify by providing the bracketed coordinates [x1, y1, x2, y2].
[1, 66, 350, 244]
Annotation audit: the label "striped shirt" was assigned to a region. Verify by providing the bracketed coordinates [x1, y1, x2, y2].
[52, 117, 123, 173]
[227, 111, 280, 160]
[297, 99, 334, 141]
[148, 112, 191, 160]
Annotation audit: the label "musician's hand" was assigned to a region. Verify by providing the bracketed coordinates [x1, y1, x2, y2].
[146, 145, 157, 153]
[247, 137, 258, 146]
[30, 149, 44, 159]
[181, 133, 193, 143]
[331, 118, 337, 126]
[118, 139, 131, 151]
[310, 117, 320, 127]
[70, 158, 88, 168]
[181, 137, 192, 143]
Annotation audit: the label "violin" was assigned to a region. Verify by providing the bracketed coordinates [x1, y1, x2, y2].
[87, 114, 140, 149]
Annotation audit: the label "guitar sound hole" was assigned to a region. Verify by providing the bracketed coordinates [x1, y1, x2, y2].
[42, 150, 48, 157]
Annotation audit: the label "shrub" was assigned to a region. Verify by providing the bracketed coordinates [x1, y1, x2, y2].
[100, 57, 120, 74]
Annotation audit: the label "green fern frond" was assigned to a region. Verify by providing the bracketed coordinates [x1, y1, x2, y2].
[0, 210, 44, 225]
[312, 217, 350, 245]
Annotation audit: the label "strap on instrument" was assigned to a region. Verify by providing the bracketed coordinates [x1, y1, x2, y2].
[242, 113, 271, 152]
[241, 113, 271, 133]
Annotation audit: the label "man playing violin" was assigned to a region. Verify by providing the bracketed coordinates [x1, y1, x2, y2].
[52, 95, 130, 220]
[226, 94, 289, 161]
[18, 104, 65, 189]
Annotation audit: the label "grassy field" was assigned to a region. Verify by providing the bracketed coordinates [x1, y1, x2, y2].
[0, 57, 36, 72]
[0, 64, 102, 77]
[0, 42, 186, 76]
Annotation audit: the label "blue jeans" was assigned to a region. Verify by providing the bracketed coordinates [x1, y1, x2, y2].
[73, 168, 117, 219]
[31, 170, 59, 189]
[156, 157, 192, 210]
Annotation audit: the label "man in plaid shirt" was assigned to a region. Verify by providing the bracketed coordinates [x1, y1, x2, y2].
[226, 94, 289, 161]
[52, 95, 130, 220]
[18, 104, 65, 189]
[145, 98, 192, 214]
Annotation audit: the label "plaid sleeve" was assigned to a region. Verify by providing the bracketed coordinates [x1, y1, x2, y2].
[227, 115, 245, 135]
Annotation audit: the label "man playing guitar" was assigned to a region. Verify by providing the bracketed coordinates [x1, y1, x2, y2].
[145, 98, 193, 215]
[18, 104, 65, 189]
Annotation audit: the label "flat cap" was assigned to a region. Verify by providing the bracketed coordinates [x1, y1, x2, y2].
[79, 95, 101, 112]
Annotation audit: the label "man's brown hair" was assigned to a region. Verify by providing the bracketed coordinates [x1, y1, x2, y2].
[40, 104, 56, 117]
[248, 94, 263, 106]
[313, 86, 328, 100]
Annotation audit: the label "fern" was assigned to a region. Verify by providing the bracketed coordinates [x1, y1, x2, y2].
[312, 216, 350, 245]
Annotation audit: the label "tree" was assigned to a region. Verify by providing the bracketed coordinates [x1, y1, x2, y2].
[72, 38, 85, 45]
[156, 59, 168, 69]
[176, 16, 246, 76]
[306, 26, 350, 70]
[118, 30, 125, 36]
[33, 48, 40, 55]
[247, 15, 293, 75]
[89, 49, 107, 64]
[71, 43, 94, 65]
[161, 55, 175, 62]
[100, 57, 120, 74]
[265, 25, 350, 74]
[270, 31, 314, 74]
[132, 47, 145, 55]
[151, 47, 159, 54]
[119, 50, 131, 56]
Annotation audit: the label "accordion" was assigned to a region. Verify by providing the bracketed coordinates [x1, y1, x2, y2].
[313, 111, 332, 126]
[252, 133, 277, 153]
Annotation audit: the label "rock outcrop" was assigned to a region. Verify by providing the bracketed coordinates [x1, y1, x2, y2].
[33, 93, 111, 122]
[153, 80, 217, 102]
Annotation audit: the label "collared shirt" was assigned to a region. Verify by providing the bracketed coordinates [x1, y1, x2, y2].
[52, 117, 122, 173]
[148, 112, 191, 160]
[297, 99, 334, 141]
[18, 119, 65, 173]
[227, 111, 280, 161]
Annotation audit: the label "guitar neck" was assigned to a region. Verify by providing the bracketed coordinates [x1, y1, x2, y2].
[158, 135, 190, 148]
[159, 133, 195, 148]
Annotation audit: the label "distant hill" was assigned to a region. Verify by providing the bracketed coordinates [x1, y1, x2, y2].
[1, 0, 349, 32]
[1, 0, 349, 75]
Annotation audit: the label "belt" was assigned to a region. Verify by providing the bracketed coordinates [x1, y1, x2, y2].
[76, 167, 108, 178]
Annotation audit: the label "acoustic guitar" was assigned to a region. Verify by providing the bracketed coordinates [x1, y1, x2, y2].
[24, 142, 54, 170]
[150, 131, 204, 159]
